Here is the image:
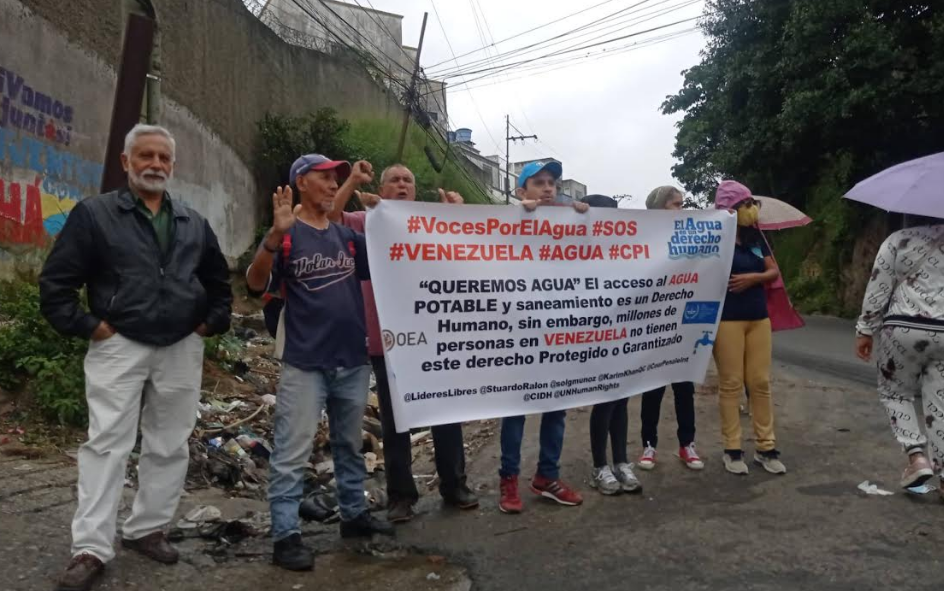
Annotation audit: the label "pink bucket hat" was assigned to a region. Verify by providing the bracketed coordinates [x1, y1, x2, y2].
[714, 180, 752, 209]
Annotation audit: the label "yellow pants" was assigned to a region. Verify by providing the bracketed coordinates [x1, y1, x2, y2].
[712, 319, 776, 452]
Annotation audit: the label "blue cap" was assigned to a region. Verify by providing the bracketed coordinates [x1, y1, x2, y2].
[517, 161, 562, 189]
[289, 154, 352, 185]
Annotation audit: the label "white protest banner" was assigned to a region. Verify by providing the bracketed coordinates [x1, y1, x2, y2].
[366, 201, 736, 432]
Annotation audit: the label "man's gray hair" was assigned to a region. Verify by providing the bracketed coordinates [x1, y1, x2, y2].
[123, 124, 176, 161]
[380, 163, 413, 184]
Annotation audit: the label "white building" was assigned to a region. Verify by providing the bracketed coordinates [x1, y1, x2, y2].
[449, 128, 516, 204]
[560, 179, 588, 201]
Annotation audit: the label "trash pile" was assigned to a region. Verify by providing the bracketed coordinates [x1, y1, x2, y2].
[168, 505, 271, 545]
[172, 311, 392, 525]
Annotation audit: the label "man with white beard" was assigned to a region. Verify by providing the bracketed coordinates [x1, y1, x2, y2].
[40, 124, 232, 591]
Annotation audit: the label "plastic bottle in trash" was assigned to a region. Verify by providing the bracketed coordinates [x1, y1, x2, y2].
[223, 438, 248, 458]
[236, 434, 255, 450]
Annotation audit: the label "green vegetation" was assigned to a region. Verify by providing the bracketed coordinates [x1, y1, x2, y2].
[203, 332, 245, 373]
[0, 278, 87, 426]
[346, 118, 492, 204]
[662, 1, 944, 312]
[255, 108, 492, 208]
[0, 277, 238, 427]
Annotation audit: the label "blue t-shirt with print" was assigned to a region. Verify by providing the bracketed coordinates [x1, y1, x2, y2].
[721, 240, 770, 322]
[270, 221, 370, 371]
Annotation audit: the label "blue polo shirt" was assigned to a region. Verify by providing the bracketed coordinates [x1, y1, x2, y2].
[269, 221, 370, 370]
[721, 241, 770, 322]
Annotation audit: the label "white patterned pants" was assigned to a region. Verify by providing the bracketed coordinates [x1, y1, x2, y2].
[877, 326, 944, 474]
[72, 332, 204, 562]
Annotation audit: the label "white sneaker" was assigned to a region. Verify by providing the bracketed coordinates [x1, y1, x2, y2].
[723, 452, 749, 475]
[754, 451, 787, 475]
[589, 465, 622, 495]
[638, 445, 657, 471]
[614, 463, 642, 493]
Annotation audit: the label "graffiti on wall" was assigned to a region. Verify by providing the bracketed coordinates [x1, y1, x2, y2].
[0, 64, 103, 247]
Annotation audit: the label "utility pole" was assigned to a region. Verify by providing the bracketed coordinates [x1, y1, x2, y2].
[101, 13, 154, 193]
[396, 12, 428, 162]
[505, 114, 537, 204]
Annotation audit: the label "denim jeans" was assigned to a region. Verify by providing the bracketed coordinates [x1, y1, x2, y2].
[499, 411, 566, 480]
[269, 363, 370, 542]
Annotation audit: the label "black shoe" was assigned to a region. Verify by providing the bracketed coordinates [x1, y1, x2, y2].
[442, 484, 479, 510]
[272, 533, 314, 571]
[340, 511, 396, 538]
[386, 500, 415, 523]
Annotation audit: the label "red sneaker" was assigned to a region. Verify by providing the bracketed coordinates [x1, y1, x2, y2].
[499, 475, 523, 514]
[679, 443, 705, 470]
[530, 475, 583, 506]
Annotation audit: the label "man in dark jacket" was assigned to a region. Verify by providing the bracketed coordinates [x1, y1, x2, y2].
[40, 124, 232, 591]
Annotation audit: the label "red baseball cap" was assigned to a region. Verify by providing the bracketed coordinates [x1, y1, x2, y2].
[289, 154, 352, 185]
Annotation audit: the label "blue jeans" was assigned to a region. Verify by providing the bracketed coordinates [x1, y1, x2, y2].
[269, 363, 370, 542]
[499, 411, 566, 480]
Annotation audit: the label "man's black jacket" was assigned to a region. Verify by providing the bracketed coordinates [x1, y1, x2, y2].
[39, 187, 233, 346]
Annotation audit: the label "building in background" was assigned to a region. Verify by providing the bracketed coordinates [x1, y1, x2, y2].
[250, 0, 447, 132]
[511, 157, 587, 201]
[511, 157, 560, 177]
[448, 128, 515, 203]
[559, 179, 587, 201]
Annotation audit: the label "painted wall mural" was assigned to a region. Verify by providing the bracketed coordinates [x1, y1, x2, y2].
[0, 64, 103, 247]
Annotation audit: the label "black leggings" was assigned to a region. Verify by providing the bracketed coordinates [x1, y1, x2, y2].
[590, 398, 629, 467]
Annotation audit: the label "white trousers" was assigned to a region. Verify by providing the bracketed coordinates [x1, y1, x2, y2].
[72, 332, 203, 562]
[877, 326, 944, 473]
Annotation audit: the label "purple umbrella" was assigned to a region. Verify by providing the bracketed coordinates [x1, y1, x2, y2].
[845, 152, 944, 216]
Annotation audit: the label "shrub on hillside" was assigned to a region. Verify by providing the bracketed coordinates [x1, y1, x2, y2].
[255, 109, 492, 211]
[0, 280, 87, 426]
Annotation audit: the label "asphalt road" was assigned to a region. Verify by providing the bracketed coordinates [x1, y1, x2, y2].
[394, 318, 942, 591]
[771, 315, 876, 388]
[4, 316, 941, 591]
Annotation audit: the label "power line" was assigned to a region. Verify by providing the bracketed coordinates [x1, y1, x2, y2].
[353, 0, 416, 62]
[440, 27, 699, 93]
[471, 0, 533, 162]
[426, 0, 625, 69]
[436, 16, 702, 84]
[436, 5, 701, 80]
[430, 0, 662, 75]
[428, 0, 503, 155]
[433, 0, 702, 79]
[451, 25, 697, 81]
[283, 0, 414, 95]
[262, 2, 487, 199]
[308, 0, 416, 78]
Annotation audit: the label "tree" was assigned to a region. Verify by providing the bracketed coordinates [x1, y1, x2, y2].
[663, 1, 944, 315]
[663, 0, 944, 205]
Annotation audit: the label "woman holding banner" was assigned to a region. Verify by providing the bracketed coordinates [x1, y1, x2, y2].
[713, 181, 786, 476]
[582, 194, 643, 495]
[637, 187, 704, 473]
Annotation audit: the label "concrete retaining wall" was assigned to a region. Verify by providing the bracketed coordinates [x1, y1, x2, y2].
[0, 0, 401, 273]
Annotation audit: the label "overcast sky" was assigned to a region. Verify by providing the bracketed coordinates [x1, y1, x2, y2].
[357, 0, 707, 207]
